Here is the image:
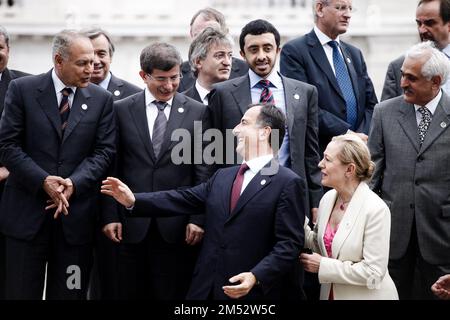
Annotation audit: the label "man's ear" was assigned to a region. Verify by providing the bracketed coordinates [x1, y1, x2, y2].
[431, 75, 442, 89]
[138, 70, 147, 82]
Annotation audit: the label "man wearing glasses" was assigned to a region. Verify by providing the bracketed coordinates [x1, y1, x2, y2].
[101, 42, 213, 299]
[280, 0, 377, 153]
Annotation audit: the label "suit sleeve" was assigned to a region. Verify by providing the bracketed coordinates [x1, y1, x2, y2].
[131, 171, 218, 217]
[356, 52, 377, 134]
[318, 205, 391, 288]
[69, 93, 116, 196]
[0, 80, 49, 194]
[250, 177, 306, 294]
[304, 86, 323, 208]
[367, 104, 385, 194]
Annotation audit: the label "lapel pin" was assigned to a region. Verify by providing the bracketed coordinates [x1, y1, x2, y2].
[81, 104, 88, 110]
[294, 94, 300, 100]
[178, 107, 184, 113]
[441, 122, 447, 128]
[114, 90, 121, 97]
[260, 179, 267, 185]
[346, 57, 351, 64]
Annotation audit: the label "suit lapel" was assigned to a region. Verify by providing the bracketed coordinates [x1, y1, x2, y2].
[316, 190, 337, 255]
[129, 92, 156, 162]
[62, 87, 90, 143]
[281, 75, 298, 137]
[156, 93, 187, 161]
[222, 166, 240, 219]
[307, 31, 344, 102]
[231, 76, 252, 117]
[331, 182, 367, 259]
[398, 101, 421, 153]
[340, 42, 363, 121]
[418, 93, 450, 156]
[0, 68, 12, 106]
[36, 72, 62, 140]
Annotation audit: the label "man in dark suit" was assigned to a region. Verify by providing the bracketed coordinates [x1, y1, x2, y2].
[0, 24, 29, 300]
[0, 30, 115, 299]
[83, 27, 141, 100]
[183, 27, 232, 104]
[209, 19, 322, 217]
[178, 7, 248, 92]
[280, 0, 378, 152]
[83, 27, 141, 300]
[381, 0, 450, 101]
[101, 42, 212, 300]
[369, 42, 450, 299]
[101, 104, 306, 300]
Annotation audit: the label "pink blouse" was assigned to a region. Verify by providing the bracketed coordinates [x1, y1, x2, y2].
[323, 222, 339, 258]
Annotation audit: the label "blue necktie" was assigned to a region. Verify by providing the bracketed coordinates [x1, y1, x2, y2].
[328, 41, 358, 130]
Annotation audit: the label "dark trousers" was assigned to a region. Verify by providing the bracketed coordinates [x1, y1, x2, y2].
[117, 221, 197, 300]
[4, 215, 93, 300]
[389, 220, 450, 300]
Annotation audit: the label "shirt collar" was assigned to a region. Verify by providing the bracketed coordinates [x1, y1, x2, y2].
[243, 154, 274, 174]
[98, 72, 112, 90]
[144, 87, 174, 107]
[195, 80, 210, 102]
[0, 72, 2, 81]
[52, 69, 77, 96]
[414, 89, 442, 115]
[314, 25, 341, 47]
[442, 44, 450, 58]
[249, 69, 282, 89]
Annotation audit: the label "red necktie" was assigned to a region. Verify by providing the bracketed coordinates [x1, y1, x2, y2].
[230, 163, 249, 213]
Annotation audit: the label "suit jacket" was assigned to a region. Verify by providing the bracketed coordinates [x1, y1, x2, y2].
[178, 57, 249, 92]
[280, 29, 378, 152]
[208, 73, 322, 208]
[368, 93, 450, 265]
[182, 85, 202, 103]
[0, 68, 30, 116]
[305, 182, 398, 300]
[130, 163, 306, 300]
[0, 70, 116, 244]
[106, 73, 141, 101]
[102, 91, 213, 244]
[381, 55, 404, 102]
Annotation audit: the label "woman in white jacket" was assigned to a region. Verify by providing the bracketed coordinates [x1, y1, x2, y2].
[300, 134, 398, 300]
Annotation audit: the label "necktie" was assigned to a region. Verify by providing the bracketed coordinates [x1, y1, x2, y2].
[230, 163, 249, 213]
[418, 106, 432, 146]
[328, 41, 358, 130]
[258, 80, 275, 104]
[59, 87, 72, 132]
[152, 101, 168, 158]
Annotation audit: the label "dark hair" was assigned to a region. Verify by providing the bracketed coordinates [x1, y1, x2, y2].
[140, 42, 182, 74]
[190, 7, 229, 34]
[251, 103, 285, 148]
[81, 27, 115, 57]
[239, 19, 280, 52]
[418, 0, 450, 23]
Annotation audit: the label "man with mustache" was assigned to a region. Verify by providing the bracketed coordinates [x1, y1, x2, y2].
[100, 42, 212, 299]
[382, 0, 450, 101]
[280, 0, 377, 151]
[183, 27, 233, 104]
[369, 41, 450, 299]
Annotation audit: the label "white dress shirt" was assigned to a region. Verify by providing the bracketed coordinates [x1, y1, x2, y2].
[98, 72, 112, 90]
[240, 154, 274, 195]
[52, 69, 77, 108]
[144, 88, 173, 139]
[414, 90, 442, 125]
[314, 25, 346, 76]
[248, 69, 286, 114]
[195, 80, 211, 105]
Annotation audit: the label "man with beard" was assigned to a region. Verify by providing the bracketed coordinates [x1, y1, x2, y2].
[381, 0, 450, 100]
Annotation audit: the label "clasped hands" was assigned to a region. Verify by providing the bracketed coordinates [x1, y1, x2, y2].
[43, 175, 74, 219]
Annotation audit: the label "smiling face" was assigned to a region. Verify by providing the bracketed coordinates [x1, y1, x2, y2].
[0, 34, 9, 73]
[240, 32, 280, 78]
[316, 0, 353, 39]
[90, 34, 112, 84]
[54, 37, 94, 88]
[140, 65, 181, 102]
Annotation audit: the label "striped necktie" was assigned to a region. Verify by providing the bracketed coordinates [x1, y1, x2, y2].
[59, 87, 72, 132]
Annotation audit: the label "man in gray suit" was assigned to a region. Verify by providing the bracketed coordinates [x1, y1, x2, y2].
[381, 0, 450, 101]
[369, 41, 450, 299]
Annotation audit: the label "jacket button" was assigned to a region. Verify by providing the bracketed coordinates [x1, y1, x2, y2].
[417, 156, 424, 162]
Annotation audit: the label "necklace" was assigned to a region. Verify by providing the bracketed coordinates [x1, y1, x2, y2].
[338, 197, 350, 211]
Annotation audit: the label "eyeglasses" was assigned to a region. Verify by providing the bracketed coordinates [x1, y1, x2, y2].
[146, 73, 183, 83]
[323, 2, 355, 13]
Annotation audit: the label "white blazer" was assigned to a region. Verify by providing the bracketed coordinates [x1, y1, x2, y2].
[305, 182, 399, 300]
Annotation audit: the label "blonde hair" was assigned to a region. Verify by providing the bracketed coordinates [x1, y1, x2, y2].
[331, 134, 375, 181]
